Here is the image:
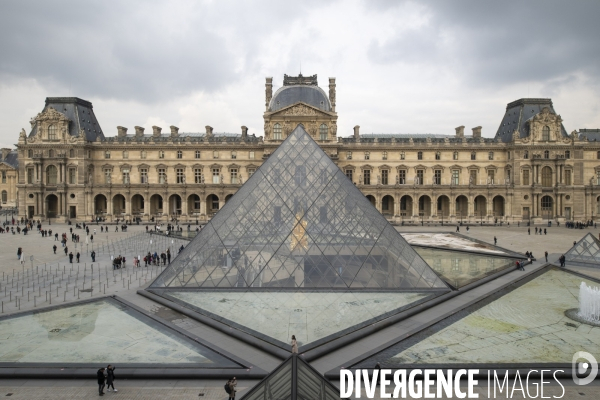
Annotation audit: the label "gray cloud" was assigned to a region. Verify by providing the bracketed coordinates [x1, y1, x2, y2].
[366, 0, 600, 88]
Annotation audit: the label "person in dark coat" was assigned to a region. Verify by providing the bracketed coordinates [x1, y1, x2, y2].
[91, 250, 96, 262]
[76, 252, 80, 263]
[97, 367, 106, 396]
[69, 252, 74, 263]
[106, 365, 117, 392]
[53, 244, 57, 254]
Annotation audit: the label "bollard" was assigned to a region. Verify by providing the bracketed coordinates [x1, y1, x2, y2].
[64, 291, 67, 302]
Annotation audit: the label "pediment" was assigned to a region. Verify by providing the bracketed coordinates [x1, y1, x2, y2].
[34, 107, 70, 123]
[268, 102, 333, 117]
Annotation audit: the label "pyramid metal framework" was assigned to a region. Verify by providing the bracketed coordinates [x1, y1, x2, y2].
[565, 233, 600, 265]
[240, 354, 340, 400]
[152, 125, 447, 290]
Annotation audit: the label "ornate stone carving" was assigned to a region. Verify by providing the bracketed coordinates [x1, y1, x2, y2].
[331, 121, 337, 136]
[264, 122, 270, 139]
[512, 130, 520, 142]
[283, 104, 318, 116]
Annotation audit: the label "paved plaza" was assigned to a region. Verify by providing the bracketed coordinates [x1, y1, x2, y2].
[0, 222, 598, 398]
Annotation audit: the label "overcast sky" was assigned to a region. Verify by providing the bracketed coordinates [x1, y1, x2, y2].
[1, 0, 599, 148]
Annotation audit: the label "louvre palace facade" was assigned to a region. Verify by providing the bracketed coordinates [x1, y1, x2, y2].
[14, 73, 600, 224]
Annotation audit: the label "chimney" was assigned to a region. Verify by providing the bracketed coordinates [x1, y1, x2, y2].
[455, 126, 465, 137]
[353, 125, 360, 140]
[472, 126, 482, 138]
[117, 126, 128, 138]
[241, 126, 248, 138]
[151, 126, 161, 137]
[265, 77, 273, 111]
[329, 77, 336, 112]
[170, 125, 179, 137]
[1, 148, 10, 160]
[134, 126, 145, 137]
[205, 125, 214, 138]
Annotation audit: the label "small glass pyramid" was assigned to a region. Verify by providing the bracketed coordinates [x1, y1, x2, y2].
[240, 354, 340, 400]
[152, 125, 447, 290]
[565, 233, 600, 265]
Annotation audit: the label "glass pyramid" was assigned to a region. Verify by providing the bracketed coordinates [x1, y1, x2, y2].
[152, 125, 447, 290]
[240, 354, 340, 400]
[565, 233, 600, 265]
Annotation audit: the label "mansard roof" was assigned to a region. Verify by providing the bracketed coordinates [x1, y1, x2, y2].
[494, 98, 568, 143]
[29, 97, 105, 142]
[1, 150, 18, 169]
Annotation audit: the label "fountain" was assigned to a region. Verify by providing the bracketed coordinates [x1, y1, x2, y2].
[565, 282, 600, 327]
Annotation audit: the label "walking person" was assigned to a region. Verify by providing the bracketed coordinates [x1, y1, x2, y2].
[106, 365, 117, 392]
[528, 228, 530, 235]
[97, 367, 106, 396]
[53, 244, 57, 254]
[69, 252, 74, 264]
[494, 236, 497, 245]
[545, 251, 548, 262]
[291, 335, 298, 354]
[17, 247, 22, 260]
[544, 228, 547, 235]
[167, 248, 171, 264]
[91, 250, 96, 262]
[456, 225, 459, 232]
[228, 377, 237, 400]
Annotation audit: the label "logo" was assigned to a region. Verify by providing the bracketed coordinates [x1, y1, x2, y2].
[572, 351, 598, 386]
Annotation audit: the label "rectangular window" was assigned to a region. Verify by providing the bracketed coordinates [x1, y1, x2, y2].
[195, 150, 201, 159]
[565, 170, 571, 185]
[231, 151, 237, 159]
[249, 151, 255, 159]
[27, 168, 33, 184]
[506, 170, 511, 183]
[158, 168, 166, 184]
[471, 152, 476, 160]
[398, 170, 406, 184]
[416, 169, 424, 185]
[346, 151, 352, 160]
[417, 152, 423, 160]
[140, 150, 147, 159]
[523, 170, 530, 186]
[453, 152, 458, 160]
[122, 168, 130, 184]
[230, 168, 238, 184]
[469, 170, 477, 185]
[158, 150, 165, 159]
[382, 151, 388, 160]
[565, 150, 570, 159]
[364, 151, 370, 160]
[104, 170, 111, 184]
[363, 170, 371, 185]
[194, 168, 203, 184]
[104, 151, 110, 159]
[400, 152, 405, 160]
[176, 168, 185, 184]
[140, 168, 148, 184]
[451, 170, 459, 185]
[1, 171, 6, 184]
[381, 170, 388, 185]
[488, 152, 494, 160]
[248, 168, 256, 177]
[122, 151, 129, 159]
[68, 168, 76, 184]
[488, 170, 494, 184]
[433, 169, 441, 185]
[345, 169, 353, 181]
[212, 168, 220, 183]
[213, 151, 219, 159]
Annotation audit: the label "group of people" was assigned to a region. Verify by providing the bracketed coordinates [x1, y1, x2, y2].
[566, 220, 595, 229]
[111, 255, 126, 270]
[527, 227, 548, 235]
[142, 250, 171, 266]
[96, 365, 117, 395]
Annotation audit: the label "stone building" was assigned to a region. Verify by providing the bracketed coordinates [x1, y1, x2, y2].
[14, 74, 600, 224]
[0, 148, 18, 208]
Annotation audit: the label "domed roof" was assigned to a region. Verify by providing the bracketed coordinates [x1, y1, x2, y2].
[269, 85, 331, 112]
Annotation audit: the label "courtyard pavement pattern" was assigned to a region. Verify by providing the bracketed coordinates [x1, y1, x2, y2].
[0, 222, 598, 398]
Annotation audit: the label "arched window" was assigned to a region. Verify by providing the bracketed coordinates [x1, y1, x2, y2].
[273, 123, 282, 140]
[541, 166, 552, 187]
[524, 150, 529, 159]
[542, 126, 550, 141]
[544, 150, 549, 159]
[46, 165, 58, 185]
[48, 125, 57, 140]
[1, 191, 6, 204]
[435, 151, 441, 160]
[319, 124, 328, 140]
[541, 195, 553, 216]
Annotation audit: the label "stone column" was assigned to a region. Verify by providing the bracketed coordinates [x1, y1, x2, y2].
[468, 195, 474, 217]
[412, 196, 419, 218]
[200, 198, 206, 216]
[126, 194, 132, 217]
[182, 196, 188, 217]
